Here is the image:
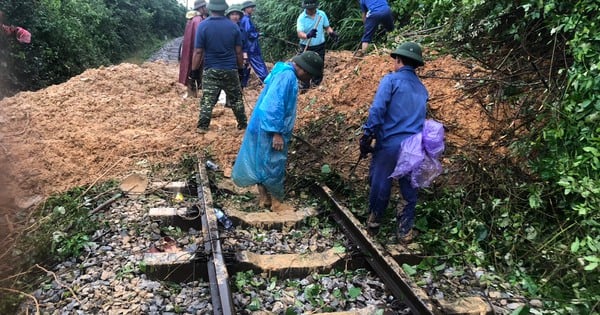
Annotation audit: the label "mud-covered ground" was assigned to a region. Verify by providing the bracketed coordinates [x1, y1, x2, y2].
[0, 43, 497, 278]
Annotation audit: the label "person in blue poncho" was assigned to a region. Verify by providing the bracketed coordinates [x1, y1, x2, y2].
[232, 51, 324, 212]
[360, 42, 428, 243]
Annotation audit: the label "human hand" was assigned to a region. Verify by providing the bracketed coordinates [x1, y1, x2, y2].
[359, 134, 374, 158]
[329, 31, 339, 42]
[272, 133, 284, 151]
[306, 29, 317, 39]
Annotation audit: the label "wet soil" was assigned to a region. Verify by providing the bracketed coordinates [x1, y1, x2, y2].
[0, 42, 496, 278]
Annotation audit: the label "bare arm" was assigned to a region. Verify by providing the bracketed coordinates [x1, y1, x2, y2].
[192, 48, 204, 71]
[235, 45, 243, 69]
[297, 30, 310, 40]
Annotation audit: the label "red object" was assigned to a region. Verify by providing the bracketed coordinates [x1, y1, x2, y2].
[1, 24, 31, 44]
[16, 27, 30, 43]
[179, 15, 204, 85]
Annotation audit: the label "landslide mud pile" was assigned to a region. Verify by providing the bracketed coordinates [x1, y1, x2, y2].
[0, 50, 495, 274]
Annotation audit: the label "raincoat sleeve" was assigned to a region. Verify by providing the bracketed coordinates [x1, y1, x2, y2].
[240, 16, 259, 40]
[363, 75, 392, 136]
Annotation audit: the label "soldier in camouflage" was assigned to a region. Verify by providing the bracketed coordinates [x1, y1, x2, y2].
[190, 0, 247, 132]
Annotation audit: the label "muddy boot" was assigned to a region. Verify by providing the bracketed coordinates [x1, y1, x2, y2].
[271, 198, 295, 213]
[257, 185, 271, 208]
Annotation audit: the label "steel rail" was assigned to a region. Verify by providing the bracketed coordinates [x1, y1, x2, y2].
[196, 160, 235, 315]
[314, 184, 439, 315]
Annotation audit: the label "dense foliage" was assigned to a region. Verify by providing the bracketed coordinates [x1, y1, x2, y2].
[391, 0, 599, 313]
[0, 0, 185, 98]
[259, 0, 598, 312]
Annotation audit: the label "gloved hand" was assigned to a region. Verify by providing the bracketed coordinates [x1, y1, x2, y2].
[306, 29, 317, 39]
[359, 134, 374, 158]
[329, 31, 339, 43]
[189, 69, 201, 81]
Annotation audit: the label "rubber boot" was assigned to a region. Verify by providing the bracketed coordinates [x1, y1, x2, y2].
[257, 184, 271, 208]
[271, 198, 295, 213]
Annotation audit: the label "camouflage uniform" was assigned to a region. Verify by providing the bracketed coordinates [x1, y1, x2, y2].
[198, 68, 247, 130]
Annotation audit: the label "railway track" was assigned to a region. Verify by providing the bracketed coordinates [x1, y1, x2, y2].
[141, 157, 491, 314]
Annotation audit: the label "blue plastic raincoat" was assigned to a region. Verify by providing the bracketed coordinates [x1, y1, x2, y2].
[231, 62, 299, 199]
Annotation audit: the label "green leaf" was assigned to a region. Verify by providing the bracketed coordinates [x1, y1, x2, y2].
[321, 164, 331, 174]
[248, 297, 261, 311]
[584, 262, 598, 271]
[510, 305, 531, 315]
[347, 286, 361, 299]
[53, 206, 66, 215]
[267, 277, 277, 291]
[402, 263, 417, 276]
[333, 244, 346, 253]
[571, 238, 580, 252]
[583, 146, 599, 156]
[332, 288, 342, 299]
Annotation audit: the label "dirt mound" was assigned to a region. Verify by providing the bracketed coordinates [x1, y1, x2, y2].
[0, 50, 494, 275]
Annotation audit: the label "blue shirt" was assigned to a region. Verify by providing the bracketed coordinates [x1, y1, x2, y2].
[363, 66, 428, 149]
[296, 9, 330, 46]
[195, 16, 242, 70]
[359, 0, 390, 13]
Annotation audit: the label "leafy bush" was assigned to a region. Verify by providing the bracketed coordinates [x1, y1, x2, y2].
[0, 0, 185, 97]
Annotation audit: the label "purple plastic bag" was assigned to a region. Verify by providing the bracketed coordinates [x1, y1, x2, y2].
[390, 119, 445, 187]
[423, 119, 445, 158]
[389, 133, 424, 179]
[411, 153, 443, 188]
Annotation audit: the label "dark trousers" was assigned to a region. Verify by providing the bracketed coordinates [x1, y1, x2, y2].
[368, 145, 418, 234]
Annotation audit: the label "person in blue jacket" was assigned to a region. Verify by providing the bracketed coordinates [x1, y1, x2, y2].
[357, 0, 394, 56]
[239, 1, 269, 85]
[232, 51, 324, 213]
[360, 42, 428, 243]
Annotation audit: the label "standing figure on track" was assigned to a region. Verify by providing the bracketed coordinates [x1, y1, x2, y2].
[296, 0, 338, 91]
[179, 0, 208, 98]
[239, 0, 269, 85]
[360, 42, 428, 243]
[357, 0, 394, 56]
[191, 0, 247, 133]
[232, 52, 324, 213]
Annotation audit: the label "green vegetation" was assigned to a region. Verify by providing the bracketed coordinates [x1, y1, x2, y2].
[264, 0, 598, 312]
[0, 180, 118, 313]
[0, 0, 185, 97]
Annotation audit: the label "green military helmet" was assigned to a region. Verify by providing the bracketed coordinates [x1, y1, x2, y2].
[241, 0, 256, 10]
[302, 0, 318, 9]
[207, 0, 229, 12]
[390, 42, 425, 66]
[226, 4, 243, 17]
[292, 51, 324, 77]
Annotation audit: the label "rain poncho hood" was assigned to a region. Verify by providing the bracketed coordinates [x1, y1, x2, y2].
[232, 62, 299, 199]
